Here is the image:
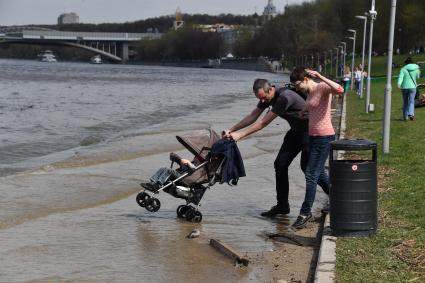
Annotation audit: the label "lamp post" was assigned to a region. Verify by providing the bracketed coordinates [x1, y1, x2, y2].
[334, 47, 339, 79]
[317, 52, 320, 72]
[324, 51, 327, 75]
[366, 1, 377, 113]
[356, 15, 368, 99]
[339, 46, 344, 78]
[383, 0, 397, 154]
[340, 42, 347, 76]
[346, 36, 355, 90]
[311, 54, 314, 68]
[347, 29, 357, 90]
[329, 49, 333, 78]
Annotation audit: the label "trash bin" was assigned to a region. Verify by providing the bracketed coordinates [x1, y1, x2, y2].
[329, 139, 377, 237]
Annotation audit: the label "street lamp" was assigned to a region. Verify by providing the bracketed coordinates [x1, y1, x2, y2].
[366, 1, 377, 113]
[329, 49, 333, 78]
[334, 47, 339, 78]
[323, 51, 327, 75]
[356, 15, 368, 99]
[317, 52, 320, 72]
[346, 36, 355, 90]
[383, 0, 397, 154]
[340, 41, 347, 75]
[339, 45, 344, 77]
[347, 29, 357, 90]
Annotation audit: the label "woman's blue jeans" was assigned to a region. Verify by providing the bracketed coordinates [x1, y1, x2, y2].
[300, 135, 335, 215]
[402, 88, 416, 119]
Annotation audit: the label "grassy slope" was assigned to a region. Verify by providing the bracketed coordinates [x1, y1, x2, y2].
[335, 54, 425, 282]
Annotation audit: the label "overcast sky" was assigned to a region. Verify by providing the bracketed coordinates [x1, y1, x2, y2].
[0, 0, 311, 26]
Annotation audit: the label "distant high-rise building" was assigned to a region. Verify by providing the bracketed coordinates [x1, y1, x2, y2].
[263, 0, 277, 21]
[173, 7, 184, 30]
[58, 13, 79, 25]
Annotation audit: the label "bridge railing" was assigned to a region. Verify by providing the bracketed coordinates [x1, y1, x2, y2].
[21, 30, 161, 41]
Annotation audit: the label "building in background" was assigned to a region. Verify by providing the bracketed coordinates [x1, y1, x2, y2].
[263, 0, 277, 21]
[173, 7, 184, 30]
[58, 13, 79, 25]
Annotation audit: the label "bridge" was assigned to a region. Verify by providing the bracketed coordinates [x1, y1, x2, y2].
[0, 26, 162, 62]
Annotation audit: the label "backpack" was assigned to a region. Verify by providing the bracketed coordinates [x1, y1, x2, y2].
[282, 83, 307, 100]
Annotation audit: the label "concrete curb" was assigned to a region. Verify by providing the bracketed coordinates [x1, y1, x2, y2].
[314, 214, 337, 282]
[314, 92, 347, 283]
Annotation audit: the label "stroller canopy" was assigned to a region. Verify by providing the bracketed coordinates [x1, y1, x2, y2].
[176, 128, 220, 160]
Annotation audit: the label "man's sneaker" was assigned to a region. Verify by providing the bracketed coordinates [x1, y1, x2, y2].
[260, 205, 290, 217]
[291, 213, 312, 229]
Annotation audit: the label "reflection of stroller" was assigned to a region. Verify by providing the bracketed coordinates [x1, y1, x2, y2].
[136, 129, 225, 222]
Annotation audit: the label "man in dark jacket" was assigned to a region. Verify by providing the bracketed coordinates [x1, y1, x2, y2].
[222, 78, 309, 217]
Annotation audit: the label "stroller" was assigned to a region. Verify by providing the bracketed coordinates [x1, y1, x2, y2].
[136, 128, 225, 223]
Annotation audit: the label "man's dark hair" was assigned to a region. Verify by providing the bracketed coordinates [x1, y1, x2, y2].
[290, 66, 309, 83]
[405, 57, 413, 64]
[253, 79, 271, 94]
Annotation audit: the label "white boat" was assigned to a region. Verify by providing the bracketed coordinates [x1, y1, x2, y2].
[90, 55, 102, 64]
[37, 50, 57, 62]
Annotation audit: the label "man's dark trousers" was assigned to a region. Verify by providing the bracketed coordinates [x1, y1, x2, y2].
[274, 129, 309, 207]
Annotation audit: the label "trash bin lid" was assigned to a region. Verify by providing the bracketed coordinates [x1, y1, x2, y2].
[330, 139, 376, 151]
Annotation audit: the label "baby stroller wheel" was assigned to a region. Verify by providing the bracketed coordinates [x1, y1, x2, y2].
[177, 205, 189, 218]
[190, 211, 202, 223]
[145, 198, 161, 212]
[185, 207, 202, 223]
[136, 192, 150, 208]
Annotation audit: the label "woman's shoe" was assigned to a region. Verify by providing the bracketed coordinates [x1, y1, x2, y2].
[291, 213, 312, 229]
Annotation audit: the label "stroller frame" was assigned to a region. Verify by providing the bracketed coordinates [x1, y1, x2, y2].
[136, 129, 224, 223]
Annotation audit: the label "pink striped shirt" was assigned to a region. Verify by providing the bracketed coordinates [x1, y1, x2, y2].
[305, 82, 344, 136]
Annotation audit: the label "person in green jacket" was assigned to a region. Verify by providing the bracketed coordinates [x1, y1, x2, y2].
[398, 57, 420, 121]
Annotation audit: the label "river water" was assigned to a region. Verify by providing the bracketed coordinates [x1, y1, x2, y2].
[0, 59, 327, 282]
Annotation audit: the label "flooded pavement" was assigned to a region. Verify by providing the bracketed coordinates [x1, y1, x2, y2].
[0, 131, 328, 282]
[0, 60, 330, 282]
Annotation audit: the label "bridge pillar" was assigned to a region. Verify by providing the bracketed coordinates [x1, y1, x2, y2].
[120, 42, 129, 63]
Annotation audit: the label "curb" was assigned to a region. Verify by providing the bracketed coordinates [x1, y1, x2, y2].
[314, 214, 337, 282]
[314, 91, 347, 283]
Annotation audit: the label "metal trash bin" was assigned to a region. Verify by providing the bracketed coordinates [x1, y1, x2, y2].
[329, 139, 377, 236]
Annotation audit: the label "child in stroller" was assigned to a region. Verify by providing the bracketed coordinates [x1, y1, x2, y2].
[136, 129, 225, 223]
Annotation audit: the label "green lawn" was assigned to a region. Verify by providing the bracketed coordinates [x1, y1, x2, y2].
[335, 57, 425, 282]
[322, 53, 425, 79]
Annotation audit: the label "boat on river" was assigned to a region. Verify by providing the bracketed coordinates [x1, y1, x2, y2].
[90, 55, 102, 64]
[37, 50, 57, 62]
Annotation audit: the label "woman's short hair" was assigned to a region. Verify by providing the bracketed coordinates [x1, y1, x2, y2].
[290, 67, 308, 83]
[405, 57, 413, 64]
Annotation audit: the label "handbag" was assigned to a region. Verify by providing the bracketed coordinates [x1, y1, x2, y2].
[406, 69, 419, 99]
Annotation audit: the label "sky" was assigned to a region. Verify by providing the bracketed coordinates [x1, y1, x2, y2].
[0, 0, 311, 26]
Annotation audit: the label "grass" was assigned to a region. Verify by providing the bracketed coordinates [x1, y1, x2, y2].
[322, 53, 425, 79]
[334, 56, 425, 282]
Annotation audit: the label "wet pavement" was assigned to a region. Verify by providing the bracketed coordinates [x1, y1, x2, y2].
[0, 125, 330, 282]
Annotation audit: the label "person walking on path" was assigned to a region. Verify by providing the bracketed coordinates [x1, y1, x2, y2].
[289, 67, 344, 229]
[398, 57, 420, 121]
[342, 66, 351, 95]
[354, 66, 363, 96]
[222, 79, 309, 217]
